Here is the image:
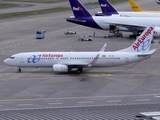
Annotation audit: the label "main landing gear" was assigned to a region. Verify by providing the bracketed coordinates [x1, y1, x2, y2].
[76, 68, 83, 74]
[129, 34, 137, 39]
[17, 68, 21, 73]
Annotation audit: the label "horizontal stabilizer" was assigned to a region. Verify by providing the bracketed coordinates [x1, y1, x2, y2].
[66, 18, 86, 23]
[137, 49, 156, 57]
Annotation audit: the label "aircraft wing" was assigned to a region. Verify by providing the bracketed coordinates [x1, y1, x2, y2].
[64, 54, 100, 68]
[65, 62, 90, 68]
[137, 49, 156, 57]
[102, 21, 146, 29]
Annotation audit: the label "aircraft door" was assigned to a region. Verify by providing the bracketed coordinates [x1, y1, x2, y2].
[20, 56, 24, 63]
[125, 54, 129, 62]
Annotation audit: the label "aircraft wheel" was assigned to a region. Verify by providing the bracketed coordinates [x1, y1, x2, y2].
[17, 68, 21, 73]
[129, 35, 132, 38]
[76, 68, 83, 74]
[68, 68, 72, 72]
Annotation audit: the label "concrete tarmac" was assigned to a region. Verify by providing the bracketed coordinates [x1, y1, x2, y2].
[0, 0, 160, 111]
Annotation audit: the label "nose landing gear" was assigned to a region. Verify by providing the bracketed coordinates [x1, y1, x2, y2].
[17, 68, 21, 73]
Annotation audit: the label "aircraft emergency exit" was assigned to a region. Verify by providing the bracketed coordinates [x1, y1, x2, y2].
[4, 26, 156, 74]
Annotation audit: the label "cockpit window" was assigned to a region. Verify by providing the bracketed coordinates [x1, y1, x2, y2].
[10, 57, 15, 59]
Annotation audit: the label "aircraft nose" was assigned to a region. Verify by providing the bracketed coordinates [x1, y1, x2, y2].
[3, 59, 9, 64]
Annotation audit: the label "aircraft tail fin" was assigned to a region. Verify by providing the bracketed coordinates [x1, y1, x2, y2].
[118, 26, 155, 53]
[68, 0, 92, 18]
[98, 0, 118, 15]
[129, 0, 144, 12]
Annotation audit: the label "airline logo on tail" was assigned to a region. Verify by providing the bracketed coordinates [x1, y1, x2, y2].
[73, 7, 83, 11]
[132, 6, 138, 8]
[132, 26, 154, 52]
[101, 4, 109, 7]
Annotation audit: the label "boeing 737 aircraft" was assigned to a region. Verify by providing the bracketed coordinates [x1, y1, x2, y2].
[66, 0, 160, 38]
[96, 0, 160, 17]
[129, 0, 160, 12]
[3, 26, 156, 74]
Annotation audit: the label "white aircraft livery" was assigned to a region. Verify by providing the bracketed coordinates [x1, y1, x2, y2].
[4, 26, 156, 74]
[67, 0, 160, 38]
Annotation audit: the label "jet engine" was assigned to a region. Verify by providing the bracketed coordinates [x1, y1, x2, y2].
[53, 64, 68, 72]
[153, 27, 160, 38]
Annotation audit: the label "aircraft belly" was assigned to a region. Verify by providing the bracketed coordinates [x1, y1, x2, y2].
[95, 59, 125, 67]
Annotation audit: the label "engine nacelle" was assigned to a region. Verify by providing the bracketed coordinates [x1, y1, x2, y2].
[53, 64, 68, 72]
[153, 27, 160, 38]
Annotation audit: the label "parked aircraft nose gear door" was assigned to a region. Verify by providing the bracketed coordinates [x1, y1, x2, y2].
[125, 54, 129, 62]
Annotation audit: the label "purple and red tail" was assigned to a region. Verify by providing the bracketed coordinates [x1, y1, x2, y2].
[97, 0, 118, 16]
[68, 0, 92, 18]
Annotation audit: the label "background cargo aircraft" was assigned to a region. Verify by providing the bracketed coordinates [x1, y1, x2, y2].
[96, 0, 160, 17]
[66, 0, 160, 38]
[3, 26, 156, 74]
[129, 0, 160, 12]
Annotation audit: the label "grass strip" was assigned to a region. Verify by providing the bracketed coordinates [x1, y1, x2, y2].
[0, 7, 70, 20]
[4, 0, 66, 3]
[0, 3, 19, 9]
[86, 0, 128, 5]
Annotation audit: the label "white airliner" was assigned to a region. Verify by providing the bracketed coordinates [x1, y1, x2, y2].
[67, 0, 160, 38]
[96, 0, 160, 17]
[3, 26, 156, 74]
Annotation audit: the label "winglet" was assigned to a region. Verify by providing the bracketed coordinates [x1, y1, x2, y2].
[99, 43, 107, 52]
[118, 26, 155, 53]
[98, 0, 118, 15]
[129, 0, 144, 12]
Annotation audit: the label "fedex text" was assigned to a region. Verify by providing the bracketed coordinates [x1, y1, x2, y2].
[73, 7, 83, 11]
[101, 4, 109, 7]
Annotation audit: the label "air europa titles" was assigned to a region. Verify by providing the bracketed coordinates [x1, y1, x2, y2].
[132, 27, 154, 50]
[42, 54, 63, 58]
